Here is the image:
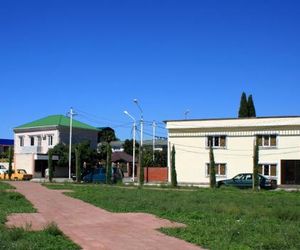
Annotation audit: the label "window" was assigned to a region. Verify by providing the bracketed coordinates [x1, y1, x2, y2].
[207, 136, 226, 148]
[48, 135, 53, 146]
[206, 163, 226, 176]
[19, 137, 24, 147]
[258, 164, 277, 177]
[257, 135, 277, 147]
[30, 137, 34, 146]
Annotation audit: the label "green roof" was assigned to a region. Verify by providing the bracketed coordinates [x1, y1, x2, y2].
[15, 115, 98, 131]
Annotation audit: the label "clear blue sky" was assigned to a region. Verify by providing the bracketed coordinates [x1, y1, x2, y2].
[1, 0, 299, 140]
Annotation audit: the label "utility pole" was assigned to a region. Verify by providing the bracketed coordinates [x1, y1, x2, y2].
[152, 120, 156, 162]
[124, 111, 136, 182]
[68, 107, 76, 180]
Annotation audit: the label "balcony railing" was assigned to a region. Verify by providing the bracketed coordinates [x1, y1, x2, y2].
[18, 146, 43, 154]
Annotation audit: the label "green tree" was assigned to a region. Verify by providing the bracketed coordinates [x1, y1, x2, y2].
[123, 139, 139, 156]
[75, 147, 81, 183]
[247, 94, 256, 117]
[253, 138, 259, 191]
[8, 146, 13, 180]
[209, 144, 216, 188]
[171, 145, 177, 187]
[139, 146, 144, 186]
[106, 143, 112, 184]
[48, 149, 54, 182]
[238, 92, 248, 118]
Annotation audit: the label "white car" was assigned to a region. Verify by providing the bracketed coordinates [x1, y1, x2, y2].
[0, 165, 7, 174]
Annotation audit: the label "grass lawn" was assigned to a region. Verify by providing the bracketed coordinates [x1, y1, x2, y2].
[46, 183, 300, 250]
[0, 182, 79, 250]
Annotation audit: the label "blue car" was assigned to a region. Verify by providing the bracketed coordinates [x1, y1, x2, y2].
[82, 168, 106, 183]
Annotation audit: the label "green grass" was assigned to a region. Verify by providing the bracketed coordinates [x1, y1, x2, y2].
[0, 182, 80, 250]
[46, 183, 300, 250]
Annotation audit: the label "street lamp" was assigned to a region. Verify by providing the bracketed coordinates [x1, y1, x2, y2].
[124, 111, 136, 182]
[133, 99, 143, 147]
[67, 107, 76, 180]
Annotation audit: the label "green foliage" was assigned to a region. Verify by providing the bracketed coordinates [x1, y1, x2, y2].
[75, 147, 81, 183]
[238, 92, 257, 118]
[209, 145, 216, 188]
[238, 92, 248, 118]
[100, 129, 116, 143]
[247, 95, 256, 117]
[0, 182, 79, 249]
[51, 143, 69, 168]
[106, 144, 112, 184]
[253, 139, 259, 190]
[46, 183, 300, 250]
[171, 145, 177, 187]
[8, 146, 13, 180]
[123, 139, 139, 156]
[139, 146, 144, 185]
[48, 149, 54, 182]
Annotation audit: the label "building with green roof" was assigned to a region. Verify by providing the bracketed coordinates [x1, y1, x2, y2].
[14, 115, 99, 178]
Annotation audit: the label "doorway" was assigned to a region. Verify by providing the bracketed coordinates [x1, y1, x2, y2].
[281, 160, 300, 184]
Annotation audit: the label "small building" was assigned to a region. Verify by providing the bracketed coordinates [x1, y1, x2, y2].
[0, 139, 14, 155]
[14, 115, 98, 178]
[165, 116, 300, 186]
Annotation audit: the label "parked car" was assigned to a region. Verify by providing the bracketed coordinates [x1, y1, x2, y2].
[0, 165, 7, 174]
[82, 167, 123, 183]
[217, 173, 277, 189]
[0, 169, 33, 181]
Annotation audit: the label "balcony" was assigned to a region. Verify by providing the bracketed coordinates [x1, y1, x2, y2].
[18, 146, 43, 154]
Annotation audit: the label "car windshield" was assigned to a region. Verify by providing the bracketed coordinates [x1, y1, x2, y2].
[233, 174, 244, 180]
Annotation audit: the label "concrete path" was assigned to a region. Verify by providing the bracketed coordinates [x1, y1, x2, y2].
[5, 182, 202, 250]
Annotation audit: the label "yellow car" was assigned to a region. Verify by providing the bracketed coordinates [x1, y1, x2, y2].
[0, 169, 33, 181]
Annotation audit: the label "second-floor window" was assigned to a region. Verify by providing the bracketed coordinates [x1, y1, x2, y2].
[30, 137, 35, 146]
[257, 135, 277, 147]
[48, 135, 53, 146]
[207, 136, 226, 148]
[19, 137, 24, 147]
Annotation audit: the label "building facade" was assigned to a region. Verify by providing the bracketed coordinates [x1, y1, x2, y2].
[166, 116, 300, 186]
[14, 115, 98, 178]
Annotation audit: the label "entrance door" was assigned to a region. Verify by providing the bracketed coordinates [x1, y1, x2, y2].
[281, 160, 300, 185]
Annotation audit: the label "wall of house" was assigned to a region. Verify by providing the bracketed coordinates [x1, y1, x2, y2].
[168, 131, 300, 186]
[14, 154, 34, 174]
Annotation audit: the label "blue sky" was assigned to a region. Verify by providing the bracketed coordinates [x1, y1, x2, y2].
[1, 0, 300, 140]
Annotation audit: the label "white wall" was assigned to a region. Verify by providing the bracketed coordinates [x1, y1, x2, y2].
[168, 133, 300, 185]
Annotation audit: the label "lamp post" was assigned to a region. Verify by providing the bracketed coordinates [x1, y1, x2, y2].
[124, 111, 136, 182]
[67, 107, 76, 180]
[133, 99, 143, 147]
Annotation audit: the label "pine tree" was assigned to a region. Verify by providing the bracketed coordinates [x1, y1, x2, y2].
[106, 143, 112, 184]
[48, 149, 53, 182]
[171, 145, 177, 187]
[8, 146, 13, 180]
[253, 138, 259, 190]
[238, 92, 248, 118]
[209, 144, 216, 188]
[75, 147, 81, 183]
[247, 95, 256, 117]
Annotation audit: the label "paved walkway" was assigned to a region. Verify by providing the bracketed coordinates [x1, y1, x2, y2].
[6, 182, 202, 250]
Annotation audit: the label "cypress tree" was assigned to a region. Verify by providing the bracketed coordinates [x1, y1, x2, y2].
[75, 147, 81, 183]
[238, 92, 248, 118]
[106, 143, 112, 184]
[48, 149, 53, 182]
[171, 145, 177, 187]
[139, 146, 144, 186]
[247, 95, 256, 117]
[253, 138, 259, 191]
[8, 146, 13, 180]
[209, 144, 216, 188]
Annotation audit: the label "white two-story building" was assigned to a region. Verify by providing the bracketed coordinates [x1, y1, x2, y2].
[166, 116, 300, 186]
[14, 115, 99, 178]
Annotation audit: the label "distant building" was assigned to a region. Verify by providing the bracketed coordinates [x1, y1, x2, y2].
[110, 139, 167, 153]
[166, 116, 300, 186]
[14, 115, 98, 178]
[0, 139, 14, 155]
